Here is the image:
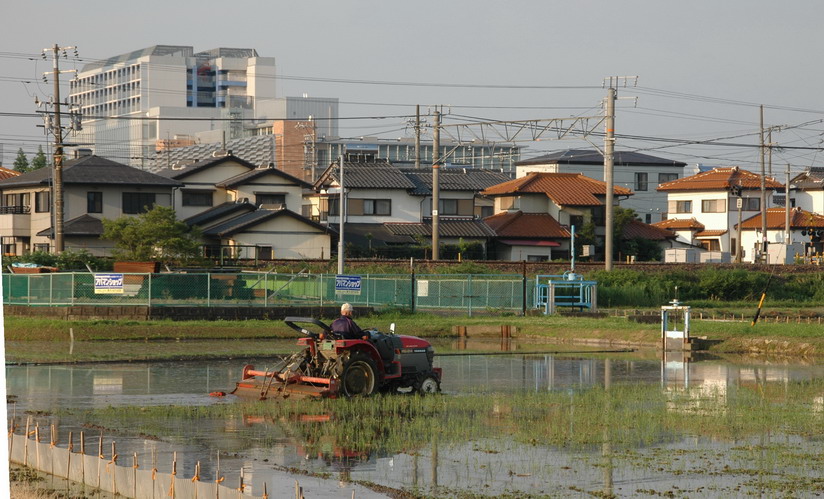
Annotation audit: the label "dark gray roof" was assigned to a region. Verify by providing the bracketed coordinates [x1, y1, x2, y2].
[345, 223, 413, 246]
[202, 208, 329, 237]
[0, 155, 182, 188]
[184, 201, 257, 227]
[516, 149, 687, 168]
[386, 219, 496, 238]
[792, 167, 824, 189]
[154, 154, 257, 180]
[146, 135, 277, 173]
[217, 166, 311, 189]
[403, 168, 512, 195]
[36, 214, 103, 237]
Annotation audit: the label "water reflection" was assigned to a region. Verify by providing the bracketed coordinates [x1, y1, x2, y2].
[7, 349, 824, 496]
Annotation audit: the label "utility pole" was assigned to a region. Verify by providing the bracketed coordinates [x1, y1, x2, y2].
[431, 110, 440, 260]
[415, 105, 421, 169]
[785, 164, 791, 246]
[337, 153, 345, 274]
[604, 86, 616, 271]
[759, 105, 767, 262]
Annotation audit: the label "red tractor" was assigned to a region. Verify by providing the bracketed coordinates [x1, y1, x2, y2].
[232, 317, 442, 399]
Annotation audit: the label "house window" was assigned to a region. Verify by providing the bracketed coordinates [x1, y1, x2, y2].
[668, 200, 692, 214]
[700, 239, 721, 251]
[34, 243, 50, 252]
[328, 195, 340, 216]
[478, 206, 493, 218]
[182, 190, 213, 207]
[255, 193, 286, 207]
[701, 199, 726, 213]
[741, 197, 760, 211]
[570, 215, 585, 229]
[527, 255, 549, 262]
[634, 172, 648, 191]
[257, 246, 273, 260]
[35, 191, 50, 213]
[658, 173, 678, 184]
[439, 199, 459, 215]
[499, 196, 517, 210]
[645, 213, 652, 224]
[363, 199, 391, 216]
[122, 192, 156, 214]
[87, 192, 103, 213]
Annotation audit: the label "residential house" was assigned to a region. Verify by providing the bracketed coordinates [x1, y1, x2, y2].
[0, 166, 21, 182]
[514, 149, 686, 224]
[311, 159, 511, 254]
[0, 154, 181, 256]
[738, 207, 824, 262]
[655, 166, 784, 261]
[789, 167, 824, 214]
[481, 172, 633, 261]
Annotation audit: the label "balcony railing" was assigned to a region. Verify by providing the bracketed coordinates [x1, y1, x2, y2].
[0, 206, 30, 215]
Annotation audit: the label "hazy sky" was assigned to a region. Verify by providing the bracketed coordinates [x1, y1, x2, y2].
[3, 0, 824, 175]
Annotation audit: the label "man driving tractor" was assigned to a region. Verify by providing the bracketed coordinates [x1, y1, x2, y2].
[331, 303, 363, 339]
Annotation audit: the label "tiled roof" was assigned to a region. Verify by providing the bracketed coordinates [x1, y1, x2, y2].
[482, 172, 632, 206]
[154, 154, 257, 180]
[217, 166, 312, 189]
[483, 211, 570, 239]
[622, 219, 676, 241]
[345, 223, 414, 245]
[515, 149, 686, 167]
[652, 218, 705, 230]
[739, 207, 824, 230]
[0, 155, 182, 188]
[184, 201, 257, 227]
[791, 167, 824, 190]
[0, 166, 21, 181]
[385, 219, 497, 238]
[657, 166, 783, 192]
[201, 208, 328, 237]
[314, 160, 415, 190]
[402, 168, 512, 196]
[146, 135, 277, 173]
[36, 214, 103, 237]
[695, 230, 727, 238]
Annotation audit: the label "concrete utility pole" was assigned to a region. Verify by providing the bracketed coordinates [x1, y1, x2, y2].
[337, 154, 345, 274]
[415, 105, 421, 169]
[48, 44, 66, 253]
[604, 86, 616, 271]
[759, 105, 767, 261]
[432, 110, 440, 260]
[785, 164, 791, 245]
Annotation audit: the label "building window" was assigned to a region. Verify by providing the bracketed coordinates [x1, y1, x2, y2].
[701, 199, 726, 213]
[741, 197, 760, 211]
[122, 192, 156, 214]
[658, 173, 678, 184]
[363, 199, 391, 216]
[257, 246, 273, 260]
[645, 213, 652, 224]
[479, 206, 493, 218]
[527, 255, 548, 262]
[700, 239, 721, 251]
[182, 190, 213, 207]
[634, 172, 648, 191]
[87, 192, 103, 213]
[328, 195, 340, 216]
[35, 191, 50, 213]
[255, 193, 286, 207]
[668, 200, 692, 214]
[34, 243, 50, 252]
[439, 199, 458, 215]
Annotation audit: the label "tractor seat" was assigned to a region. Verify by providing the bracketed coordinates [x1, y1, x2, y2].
[370, 332, 401, 361]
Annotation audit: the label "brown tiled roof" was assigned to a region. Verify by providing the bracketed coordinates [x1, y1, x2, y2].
[739, 207, 824, 230]
[622, 219, 676, 241]
[484, 211, 570, 239]
[657, 166, 783, 192]
[482, 173, 632, 206]
[652, 218, 705, 230]
[695, 230, 727, 238]
[0, 166, 21, 181]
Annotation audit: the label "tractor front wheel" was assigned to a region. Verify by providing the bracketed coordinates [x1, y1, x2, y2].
[340, 352, 378, 397]
[414, 374, 440, 394]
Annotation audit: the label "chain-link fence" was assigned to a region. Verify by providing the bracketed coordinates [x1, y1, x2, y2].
[2, 272, 534, 315]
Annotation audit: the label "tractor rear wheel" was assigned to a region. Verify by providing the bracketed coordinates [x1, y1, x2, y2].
[414, 374, 440, 394]
[340, 352, 378, 397]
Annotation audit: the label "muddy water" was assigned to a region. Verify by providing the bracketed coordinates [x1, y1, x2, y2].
[7, 345, 824, 497]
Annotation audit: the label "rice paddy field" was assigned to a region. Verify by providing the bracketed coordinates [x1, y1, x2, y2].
[7, 349, 824, 498]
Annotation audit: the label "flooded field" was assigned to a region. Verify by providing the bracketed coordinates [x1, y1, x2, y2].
[6, 341, 824, 497]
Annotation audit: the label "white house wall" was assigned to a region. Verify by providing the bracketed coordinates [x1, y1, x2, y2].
[231, 175, 306, 212]
[226, 215, 330, 259]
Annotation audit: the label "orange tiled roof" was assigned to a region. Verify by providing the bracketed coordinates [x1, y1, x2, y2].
[482, 172, 632, 206]
[657, 166, 783, 192]
[695, 230, 727, 238]
[739, 207, 824, 230]
[0, 166, 21, 181]
[623, 219, 676, 241]
[484, 211, 570, 239]
[652, 218, 705, 230]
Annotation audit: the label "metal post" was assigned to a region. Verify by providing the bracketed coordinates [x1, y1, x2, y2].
[147, 273, 151, 307]
[432, 110, 440, 260]
[207, 273, 211, 307]
[337, 154, 345, 275]
[736, 192, 743, 263]
[759, 105, 768, 261]
[264, 273, 268, 307]
[604, 87, 616, 271]
[467, 274, 472, 317]
[411, 270, 416, 313]
[571, 225, 576, 272]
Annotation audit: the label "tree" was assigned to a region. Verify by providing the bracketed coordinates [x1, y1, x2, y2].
[101, 205, 203, 264]
[31, 145, 48, 170]
[13, 148, 29, 172]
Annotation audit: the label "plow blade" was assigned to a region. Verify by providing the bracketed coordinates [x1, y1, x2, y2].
[231, 365, 339, 400]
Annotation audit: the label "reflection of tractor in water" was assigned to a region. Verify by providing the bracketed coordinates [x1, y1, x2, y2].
[232, 317, 442, 399]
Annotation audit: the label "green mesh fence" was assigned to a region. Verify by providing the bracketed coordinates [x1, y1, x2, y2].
[3, 272, 531, 314]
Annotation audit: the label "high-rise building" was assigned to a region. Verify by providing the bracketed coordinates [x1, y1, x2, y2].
[69, 45, 337, 169]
